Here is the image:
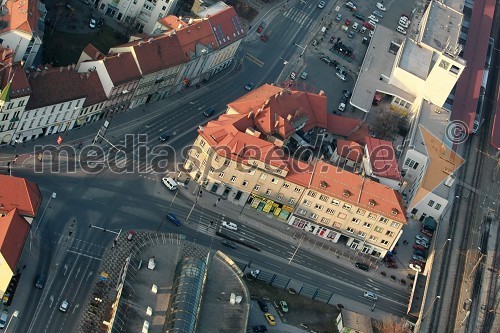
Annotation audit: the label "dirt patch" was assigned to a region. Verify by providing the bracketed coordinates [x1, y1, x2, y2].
[247, 279, 340, 333]
[224, 0, 259, 22]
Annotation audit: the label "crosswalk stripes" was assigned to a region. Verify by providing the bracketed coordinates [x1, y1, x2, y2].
[196, 221, 217, 236]
[283, 8, 313, 28]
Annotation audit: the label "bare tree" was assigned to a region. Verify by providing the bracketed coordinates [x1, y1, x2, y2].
[371, 109, 409, 141]
[373, 315, 412, 333]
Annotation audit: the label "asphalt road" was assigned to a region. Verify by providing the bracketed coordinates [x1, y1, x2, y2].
[5, 1, 411, 331]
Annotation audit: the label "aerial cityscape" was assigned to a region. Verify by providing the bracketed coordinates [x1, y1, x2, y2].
[0, 0, 498, 331]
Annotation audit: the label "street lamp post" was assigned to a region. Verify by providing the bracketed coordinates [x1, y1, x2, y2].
[294, 43, 307, 58]
[275, 60, 289, 85]
[5, 310, 19, 332]
[156, 190, 179, 233]
[35, 192, 57, 233]
[435, 238, 452, 258]
[421, 295, 440, 322]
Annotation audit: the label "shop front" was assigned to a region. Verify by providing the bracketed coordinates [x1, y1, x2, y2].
[288, 215, 341, 242]
[248, 194, 293, 221]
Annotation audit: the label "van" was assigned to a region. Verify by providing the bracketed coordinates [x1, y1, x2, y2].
[396, 26, 407, 35]
[162, 177, 178, 191]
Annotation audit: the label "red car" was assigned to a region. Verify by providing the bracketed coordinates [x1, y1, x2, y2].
[413, 244, 426, 251]
[386, 262, 398, 268]
[257, 25, 263, 33]
[363, 21, 375, 30]
[260, 34, 268, 42]
[345, 19, 351, 26]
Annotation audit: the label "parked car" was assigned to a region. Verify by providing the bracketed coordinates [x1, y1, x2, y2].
[221, 239, 237, 249]
[222, 221, 238, 231]
[348, 30, 355, 38]
[300, 71, 308, 79]
[290, 71, 297, 80]
[345, 1, 357, 11]
[363, 22, 375, 30]
[245, 83, 254, 91]
[338, 102, 346, 112]
[360, 26, 367, 35]
[35, 274, 46, 289]
[257, 300, 268, 312]
[96, 18, 104, 28]
[264, 313, 276, 326]
[362, 36, 369, 44]
[353, 12, 365, 20]
[414, 250, 426, 257]
[386, 261, 398, 268]
[89, 18, 96, 28]
[396, 26, 407, 35]
[376, 2, 386, 11]
[409, 263, 422, 272]
[59, 300, 69, 312]
[384, 256, 396, 263]
[279, 300, 289, 313]
[345, 19, 351, 26]
[352, 22, 359, 31]
[317, 1, 325, 8]
[413, 244, 426, 251]
[343, 89, 352, 98]
[253, 325, 268, 332]
[368, 15, 379, 22]
[372, 10, 384, 18]
[363, 291, 378, 301]
[416, 234, 430, 242]
[335, 13, 342, 21]
[407, 273, 416, 280]
[368, 20, 377, 28]
[167, 213, 181, 226]
[355, 262, 369, 271]
[260, 34, 268, 42]
[0, 311, 8, 329]
[415, 239, 429, 248]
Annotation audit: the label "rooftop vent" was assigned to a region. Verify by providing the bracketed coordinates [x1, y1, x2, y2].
[343, 190, 351, 197]
[320, 181, 328, 188]
[369, 199, 376, 206]
[391, 208, 399, 216]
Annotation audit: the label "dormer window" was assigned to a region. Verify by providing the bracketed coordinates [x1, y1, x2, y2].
[320, 181, 328, 188]
[343, 190, 351, 198]
[369, 199, 376, 206]
[391, 209, 399, 216]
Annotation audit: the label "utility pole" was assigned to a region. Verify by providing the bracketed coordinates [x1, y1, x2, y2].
[421, 296, 441, 322]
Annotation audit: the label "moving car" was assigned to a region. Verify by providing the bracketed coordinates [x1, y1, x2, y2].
[59, 300, 69, 312]
[264, 313, 276, 326]
[159, 133, 170, 142]
[317, 1, 325, 8]
[279, 300, 289, 313]
[376, 2, 386, 11]
[222, 221, 238, 231]
[221, 239, 237, 249]
[245, 83, 254, 91]
[258, 300, 268, 312]
[89, 18, 96, 28]
[167, 213, 181, 226]
[203, 107, 215, 117]
[355, 262, 369, 271]
[300, 72, 308, 79]
[253, 325, 268, 332]
[363, 291, 378, 301]
[35, 274, 46, 289]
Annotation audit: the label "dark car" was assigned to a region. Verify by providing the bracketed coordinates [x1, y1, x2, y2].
[167, 213, 181, 226]
[355, 262, 369, 271]
[414, 250, 426, 257]
[407, 273, 416, 280]
[220, 239, 237, 249]
[353, 12, 365, 21]
[385, 261, 398, 268]
[35, 274, 46, 289]
[253, 325, 268, 332]
[257, 300, 268, 312]
[159, 133, 170, 142]
[383, 256, 396, 263]
[203, 108, 215, 117]
[96, 18, 104, 28]
[260, 34, 268, 42]
[343, 90, 352, 98]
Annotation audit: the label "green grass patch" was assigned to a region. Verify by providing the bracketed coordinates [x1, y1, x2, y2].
[43, 27, 128, 66]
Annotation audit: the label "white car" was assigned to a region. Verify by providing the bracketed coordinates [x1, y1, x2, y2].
[338, 102, 346, 112]
[409, 263, 422, 272]
[372, 10, 384, 18]
[368, 20, 377, 28]
[368, 15, 379, 22]
[369, 30, 374, 38]
[363, 291, 378, 301]
[397, 26, 407, 35]
[376, 2, 386, 11]
[222, 221, 238, 231]
[59, 300, 69, 312]
[89, 18, 96, 29]
[399, 17, 410, 28]
[352, 22, 359, 31]
[416, 234, 430, 243]
[317, 1, 325, 8]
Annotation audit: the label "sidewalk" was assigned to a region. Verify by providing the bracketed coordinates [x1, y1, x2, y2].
[175, 172, 412, 292]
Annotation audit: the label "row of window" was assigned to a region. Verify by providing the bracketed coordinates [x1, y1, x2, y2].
[404, 157, 420, 170]
[427, 200, 442, 210]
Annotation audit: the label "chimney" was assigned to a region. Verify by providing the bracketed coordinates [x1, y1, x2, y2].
[319, 90, 325, 96]
[59, 67, 64, 72]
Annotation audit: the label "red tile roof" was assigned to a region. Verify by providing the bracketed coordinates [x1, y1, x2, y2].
[102, 53, 142, 86]
[310, 161, 406, 223]
[450, 0, 495, 134]
[82, 44, 105, 60]
[326, 114, 363, 137]
[364, 137, 401, 181]
[80, 71, 107, 106]
[172, 19, 219, 57]
[336, 140, 364, 163]
[26, 67, 103, 109]
[206, 6, 246, 48]
[0, 209, 30, 270]
[0, 175, 41, 217]
[0, 0, 41, 36]
[0, 46, 31, 99]
[113, 34, 189, 75]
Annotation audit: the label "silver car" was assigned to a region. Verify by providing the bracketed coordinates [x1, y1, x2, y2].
[364, 291, 378, 301]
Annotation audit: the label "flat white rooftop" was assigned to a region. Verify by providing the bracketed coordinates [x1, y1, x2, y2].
[421, 1, 463, 54]
[398, 40, 433, 80]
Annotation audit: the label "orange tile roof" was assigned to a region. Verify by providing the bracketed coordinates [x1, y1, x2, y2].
[206, 6, 246, 48]
[102, 53, 142, 86]
[365, 137, 401, 181]
[26, 67, 104, 109]
[0, 0, 40, 36]
[0, 209, 30, 270]
[311, 161, 406, 223]
[336, 140, 364, 163]
[0, 46, 31, 99]
[114, 34, 188, 75]
[173, 19, 219, 56]
[347, 122, 369, 145]
[326, 114, 363, 137]
[0, 175, 41, 217]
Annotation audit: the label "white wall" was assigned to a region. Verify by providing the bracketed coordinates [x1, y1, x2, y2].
[77, 61, 114, 96]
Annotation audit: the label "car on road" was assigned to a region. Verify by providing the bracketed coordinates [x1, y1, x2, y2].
[363, 291, 378, 301]
[222, 221, 238, 231]
[335, 13, 342, 21]
[338, 102, 346, 112]
[279, 300, 289, 313]
[162, 177, 178, 190]
[35, 274, 46, 289]
[317, 1, 325, 8]
[167, 213, 181, 226]
[415, 239, 429, 248]
[355, 262, 369, 271]
[353, 12, 365, 21]
[258, 300, 268, 312]
[348, 30, 355, 38]
[253, 325, 268, 332]
[372, 10, 384, 18]
[221, 239, 237, 249]
[264, 313, 276, 326]
[352, 22, 359, 31]
[159, 133, 170, 142]
[368, 15, 379, 23]
[203, 107, 215, 117]
[409, 263, 422, 272]
[416, 235, 430, 242]
[376, 2, 386, 11]
[345, 1, 357, 11]
[300, 71, 308, 79]
[290, 71, 297, 80]
[245, 83, 254, 91]
[89, 18, 96, 28]
[59, 300, 69, 312]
